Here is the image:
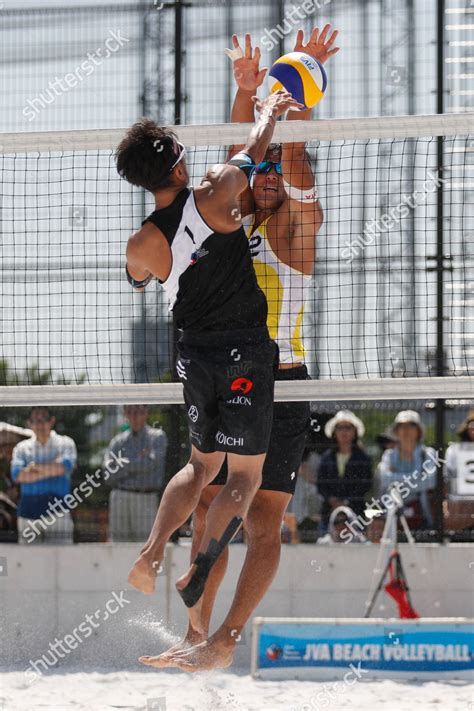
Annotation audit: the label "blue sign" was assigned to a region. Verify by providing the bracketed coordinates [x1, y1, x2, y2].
[256, 621, 474, 674]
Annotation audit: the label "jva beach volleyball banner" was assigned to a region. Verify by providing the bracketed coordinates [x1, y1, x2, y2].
[251, 617, 474, 680]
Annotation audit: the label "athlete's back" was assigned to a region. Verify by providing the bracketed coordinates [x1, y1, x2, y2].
[144, 188, 267, 333]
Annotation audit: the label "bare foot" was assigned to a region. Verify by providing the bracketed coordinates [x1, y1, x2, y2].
[128, 553, 162, 594]
[165, 634, 235, 673]
[176, 565, 205, 634]
[139, 627, 206, 669]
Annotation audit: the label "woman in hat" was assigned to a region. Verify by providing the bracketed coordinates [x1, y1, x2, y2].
[317, 410, 372, 531]
[378, 410, 436, 529]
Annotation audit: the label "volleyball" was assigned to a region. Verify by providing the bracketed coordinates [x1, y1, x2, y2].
[268, 51, 327, 111]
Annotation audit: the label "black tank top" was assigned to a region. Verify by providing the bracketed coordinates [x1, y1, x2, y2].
[144, 188, 268, 334]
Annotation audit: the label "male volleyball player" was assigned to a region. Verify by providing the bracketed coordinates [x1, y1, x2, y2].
[116, 89, 303, 633]
[141, 26, 339, 671]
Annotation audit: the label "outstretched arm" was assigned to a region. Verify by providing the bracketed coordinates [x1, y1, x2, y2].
[282, 24, 339, 190]
[226, 33, 268, 144]
[226, 33, 269, 216]
[282, 25, 339, 273]
[197, 91, 304, 233]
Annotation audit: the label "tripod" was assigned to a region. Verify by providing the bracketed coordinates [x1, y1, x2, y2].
[364, 489, 416, 618]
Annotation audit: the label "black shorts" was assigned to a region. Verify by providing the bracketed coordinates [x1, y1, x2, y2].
[177, 328, 277, 456]
[211, 365, 310, 494]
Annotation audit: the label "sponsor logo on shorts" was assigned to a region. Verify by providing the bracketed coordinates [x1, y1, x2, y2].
[291, 471, 296, 480]
[188, 405, 199, 422]
[190, 430, 202, 445]
[176, 359, 187, 380]
[226, 361, 252, 378]
[216, 431, 244, 448]
[226, 395, 252, 407]
[231, 377, 254, 395]
[230, 348, 241, 362]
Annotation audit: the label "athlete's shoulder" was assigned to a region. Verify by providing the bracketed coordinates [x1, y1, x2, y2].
[128, 220, 164, 252]
[198, 162, 248, 195]
[241, 212, 255, 229]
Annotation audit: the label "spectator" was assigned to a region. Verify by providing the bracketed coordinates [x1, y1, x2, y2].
[104, 405, 167, 542]
[10, 408, 77, 544]
[317, 505, 366, 544]
[290, 447, 323, 542]
[375, 428, 399, 452]
[317, 411, 372, 530]
[445, 410, 474, 495]
[0, 423, 33, 538]
[373, 427, 399, 505]
[444, 411, 474, 532]
[378, 410, 436, 529]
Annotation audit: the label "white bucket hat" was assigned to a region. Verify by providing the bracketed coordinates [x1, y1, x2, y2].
[393, 410, 425, 438]
[324, 410, 365, 439]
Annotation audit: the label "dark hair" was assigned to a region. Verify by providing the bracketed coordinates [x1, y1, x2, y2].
[265, 143, 282, 160]
[460, 424, 474, 442]
[116, 119, 182, 193]
[29, 406, 53, 420]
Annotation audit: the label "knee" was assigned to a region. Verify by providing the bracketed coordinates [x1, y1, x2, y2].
[228, 471, 262, 499]
[188, 458, 213, 488]
[246, 515, 283, 549]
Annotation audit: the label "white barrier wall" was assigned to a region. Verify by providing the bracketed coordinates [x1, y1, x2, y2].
[0, 543, 473, 672]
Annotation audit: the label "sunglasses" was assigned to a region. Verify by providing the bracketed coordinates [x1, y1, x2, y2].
[29, 416, 51, 424]
[169, 141, 186, 172]
[255, 161, 283, 176]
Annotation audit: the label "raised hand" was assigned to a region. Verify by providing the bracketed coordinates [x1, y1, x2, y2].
[294, 24, 340, 65]
[253, 90, 304, 119]
[225, 33, 268, 92]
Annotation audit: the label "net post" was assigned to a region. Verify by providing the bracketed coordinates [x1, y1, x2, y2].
[174, 0, 184, 126]
[434, 0, 446, 544]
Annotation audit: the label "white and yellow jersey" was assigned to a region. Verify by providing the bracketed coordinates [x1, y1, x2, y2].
[243, 213, 311, 365]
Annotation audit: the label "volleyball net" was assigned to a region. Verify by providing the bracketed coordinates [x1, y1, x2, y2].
[0, 112, 473, 406]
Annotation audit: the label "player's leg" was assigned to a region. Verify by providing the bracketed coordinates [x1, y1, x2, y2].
[128, 348, 226, 594]
[184, 486, 228, 642]
[159, 488, 291, 672]
[138, 485, 226, 668]
[165, 378, 310, 670]
[173, 337, 276, 627]
[218, 488, 291, 632]
[128, 446, 225, 594]
[175, 451, 264, 633]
